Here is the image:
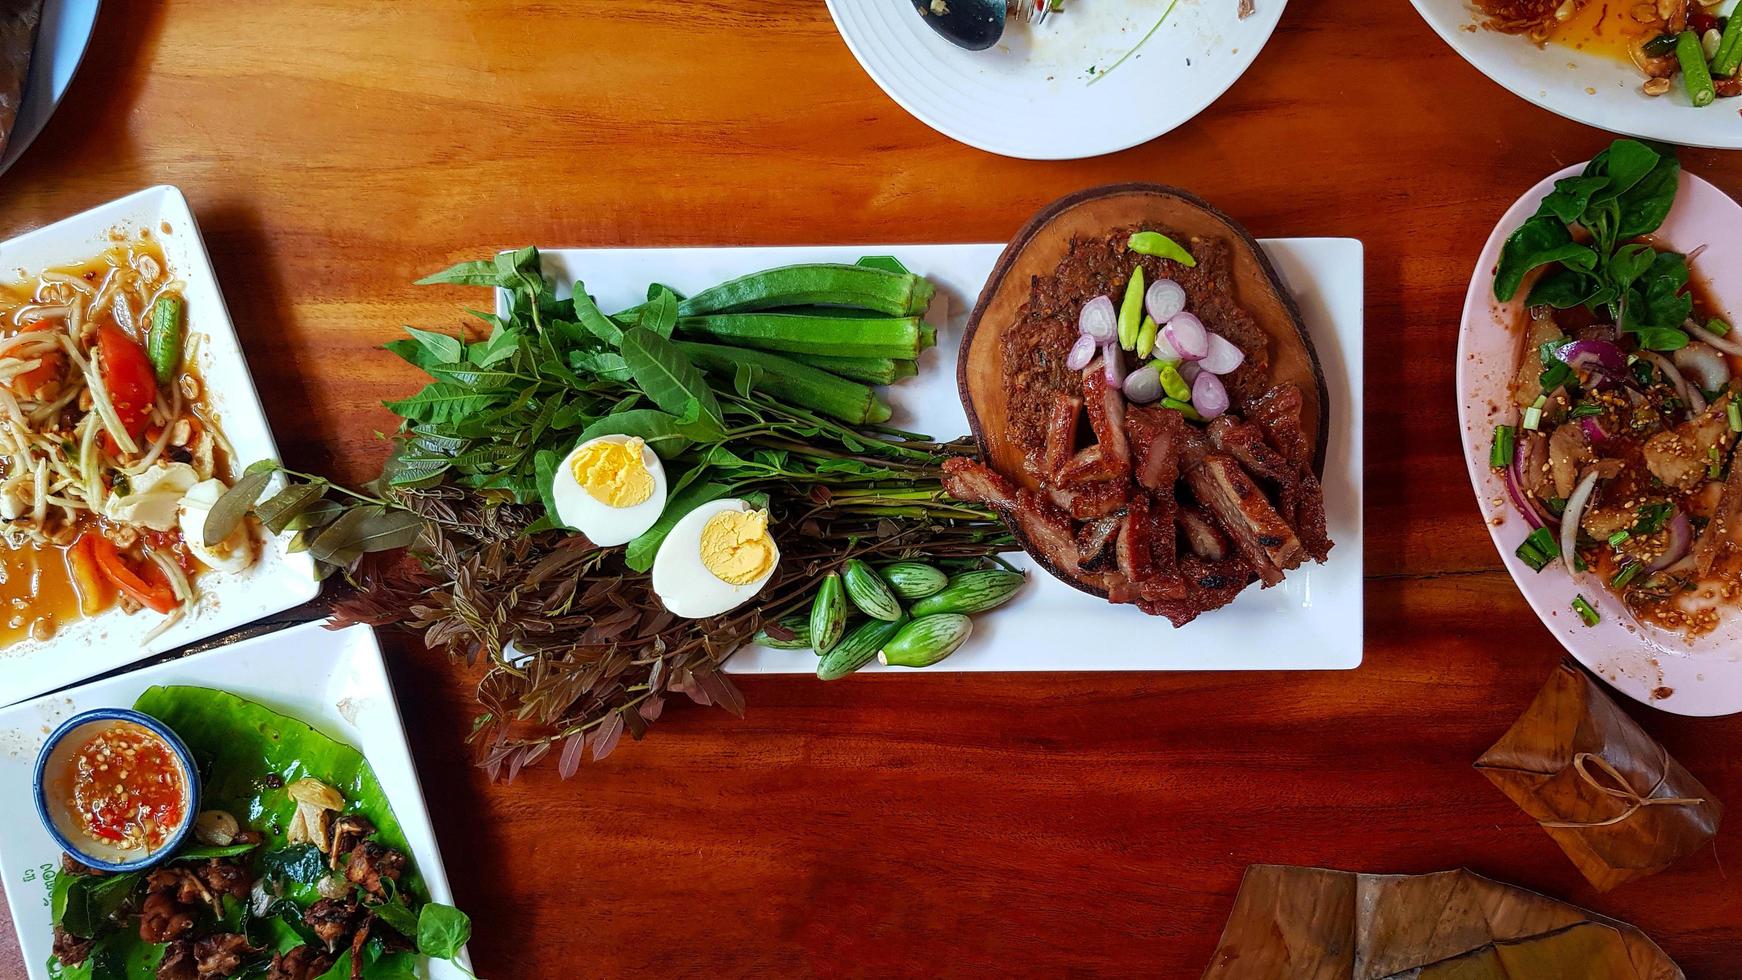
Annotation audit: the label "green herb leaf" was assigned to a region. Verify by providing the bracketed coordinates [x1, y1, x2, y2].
[571, 285, 624, 347]
[203, 468, 275, 547]
[625, 480, 729, 572]
[172, 840, 261, 861]
[1494, 217, 1598, 303]
[637, 284, 679, 338]
[402, 327, 464, 365]
[59, 873, 141, 938]
[577, 409, 693, 458]
[414, 259, 502, 287]
[415, 903, 473, 960]
[254, 481, 329, 535]
[619, 327, 725, 439]
[371, 898, 420, 938]
[569, 349, 634, 383]
[467, 325, 521, 368]
[384, 383, 499, 425]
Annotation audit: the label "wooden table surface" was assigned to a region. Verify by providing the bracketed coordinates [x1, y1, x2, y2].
[4, 1, 1742, 976]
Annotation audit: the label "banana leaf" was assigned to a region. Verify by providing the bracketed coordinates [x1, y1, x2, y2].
[47, 687, 434, 980]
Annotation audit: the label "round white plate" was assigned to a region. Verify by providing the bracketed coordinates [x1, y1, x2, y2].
[823, 0, 1287, 160]
[0, 0, 100, 179]
[1410, 0, 1742, 150]
[1457, 162, 1742, 717]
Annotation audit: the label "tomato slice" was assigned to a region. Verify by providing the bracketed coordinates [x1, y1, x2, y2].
[97, 326, 157, 441]
[87, 535, 178, 615]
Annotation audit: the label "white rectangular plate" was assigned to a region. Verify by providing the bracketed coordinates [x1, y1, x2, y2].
[534, 239, 1365, 671]
[0, 186, 319, 705]
[0, 622, 469, 978]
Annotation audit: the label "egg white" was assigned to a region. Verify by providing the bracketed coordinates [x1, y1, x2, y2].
[177, 478, 256, 574]
[651, 498, 780, 619]
[551, 435, 669, 547]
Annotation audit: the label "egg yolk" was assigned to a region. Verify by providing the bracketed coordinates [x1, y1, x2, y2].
[571, 438, 654, 508]
[699, 509, 776, 586]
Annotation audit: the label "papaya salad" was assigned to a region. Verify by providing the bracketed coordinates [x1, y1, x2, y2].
[1490, 140, 1741, 639]
[0, 238, 252, 647]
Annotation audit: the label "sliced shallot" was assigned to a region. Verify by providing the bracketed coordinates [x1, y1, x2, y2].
[1178, 361, 1201, 384]
[1675, 341, 1734, 392]
[1123, 365, 1163, 404]
[1641, 351, 1706, 414]
[1078, 295, 1118, 343]
[1198, 333, 1245, 375]
[1066, 333, 1098, 371]
[1102, 343, 1123, 386]
[1648, 511, 1693, 572]
[1689, 320, 1742, 357]
[1559, 467, 1603, 577]
[1192, 371, 1229, 420]
[1162, 312, 1208, 362]
[1145, 279, 1187, 324]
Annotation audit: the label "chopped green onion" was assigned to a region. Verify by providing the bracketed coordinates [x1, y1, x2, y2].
[1572, 595, 1601, 627]
[1491, 424, 1517, 469]
[1523, 406, 1544, 430]
[1539, 361, 1573, 391]
[1611, 563, 1644, 589]
[1544, 497, 1567, 517]
[1677, 31, 1717, 107]
[1570, 403, 1604, 418]
[1708, 317, 1733, 338]
[1634, 502, 1674, 535]
[1709, 446, 1723, 480]
[1516, 527, 1562, 572]
[1729, 400, 1741, 433]
[1607, 530, 1631, 547]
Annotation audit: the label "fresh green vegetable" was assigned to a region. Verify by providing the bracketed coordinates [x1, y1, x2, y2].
[676, 263, 935, 317]
[753, 615, 814, 649]
[810, 572, 848, 655]
[1118, 267, 1145, 350]
[1715, 13, 1742, 77]
[878, 561, 949, 600]
[1573, 594, 1601, 627]
[1158, 362, 1191, 402]
[1729, 400, 1741, 433]
[789, 353, 918, 385]
[675, 313, 931, 360]
[1677, 31, 1717, 107]
[1708, 317, 1732, 337]
[909, 568, 1025, 616]
[1135, 316, 1158, 359]
[676, 341, 891, 425]
[1491, 424, 1516, 469]
[1515, 527, 1561, 572]
[843, 558, 903, 621]
[818, 617, 905, 680]
[1493, 140, 1688, 353]
[145, 295, 183, 387]
[1128, 230, 1197, 267]
[879, 614, 973, 668]
[1612, 562, 1644, 589]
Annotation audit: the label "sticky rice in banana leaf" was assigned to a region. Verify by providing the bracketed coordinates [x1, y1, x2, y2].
[47, 686, 466, 980]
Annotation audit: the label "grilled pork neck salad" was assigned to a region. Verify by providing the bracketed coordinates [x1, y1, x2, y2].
[0, 240, 252, 648]
[42, 688, 471, 980]
[945, 227, 1332, 626]
[1477, 0, 1742, 105]
[210, 250, 1023, 778]
[1490, 140, 1741, 639]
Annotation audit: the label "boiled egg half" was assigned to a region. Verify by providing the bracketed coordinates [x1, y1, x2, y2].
[652, 498, 780, 619]
[551, 435, 668, 546]
[177, 479, 257, 574]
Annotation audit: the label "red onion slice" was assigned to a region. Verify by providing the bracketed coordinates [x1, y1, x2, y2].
[1508, 433, 1555, 530]
[1552, 338, 1627, 376]
[1197, 333, 1246, 376]
[1192, 371, 1229, 420]
[1123, 365, 1163, 404]
[1145, 279, 1187, 324]
[1673, 341, 1732, 392]
[1078, 295, 1118, 343]
[1577, 416, 1609, 445]
[1162, 312, 1208, 362]
[1065, 333, 1098, 371]
[1647, 511, 1693, 572]
[1559, 468, 1602, 577]
[1102, 343, 1123, 385]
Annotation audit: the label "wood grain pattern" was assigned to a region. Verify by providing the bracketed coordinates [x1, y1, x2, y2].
[2, 1, 1741, 976]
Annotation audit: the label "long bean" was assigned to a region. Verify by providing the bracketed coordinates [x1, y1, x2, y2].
[1678, 31, 1717, 107]
[1713, 14, 1742, 78]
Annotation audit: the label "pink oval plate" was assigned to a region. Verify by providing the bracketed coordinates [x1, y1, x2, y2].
[1457, 163, 1742, 718]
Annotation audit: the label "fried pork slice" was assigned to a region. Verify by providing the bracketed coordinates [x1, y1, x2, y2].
[941, 458, 1018, 511]
[1115, 493, 1156, 584]
[1082, 361, 1131, 475]
[1138, 556, 1254, 626]
[1695, 444, 1742, 577]
[1284, 472, 1334, 563]
[1049, 479, 1131, 520]
[1126, 405, 1184, 492]
[1185, 455, 1304, 586]
[1076, 514, 1123, 569]
[1644, 394, 1736, 492]
[1041, 393, 1083, 479]
[1014, 489, 1080, 576]
[1178, 506, 1230, 561]
[1247, 384, 1312, 473]
[1208, 415, 1292, 486]
[1059, 445, 1119, 486]
[1147, 484, 1180, 571]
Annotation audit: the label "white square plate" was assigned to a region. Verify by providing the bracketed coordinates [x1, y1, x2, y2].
[533, 239, 1365, 671]
[0, 186, 319, 705]
[0, 622, 468, 979]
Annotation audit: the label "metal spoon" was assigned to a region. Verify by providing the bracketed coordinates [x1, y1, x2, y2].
[909, 0, 1050, 52]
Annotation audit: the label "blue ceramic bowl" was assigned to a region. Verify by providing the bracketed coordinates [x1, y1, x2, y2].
[33, 708, 201, 872]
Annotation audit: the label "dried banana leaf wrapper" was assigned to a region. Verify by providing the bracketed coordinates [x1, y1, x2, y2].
[1476, 660, 1722, 892]
[1201, 865, 1683, 980]
[0, 0, 45, 157]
